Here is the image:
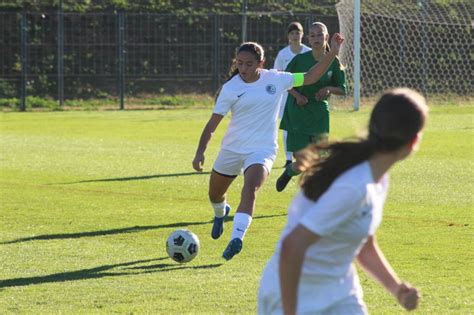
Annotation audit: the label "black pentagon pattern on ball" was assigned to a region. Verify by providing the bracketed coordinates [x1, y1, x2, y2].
[173, 252, 185, 262]
[187, 243, 197, 255]
[173, 235, 185, 246]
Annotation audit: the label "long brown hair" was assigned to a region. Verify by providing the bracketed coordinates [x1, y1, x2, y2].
[301, 88, 428, 201]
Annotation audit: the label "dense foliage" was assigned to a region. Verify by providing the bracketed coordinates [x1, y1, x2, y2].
[0, 0, 339, 15]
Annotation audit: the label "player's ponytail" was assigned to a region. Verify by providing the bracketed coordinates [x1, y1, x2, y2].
[301, 88, 428, 201]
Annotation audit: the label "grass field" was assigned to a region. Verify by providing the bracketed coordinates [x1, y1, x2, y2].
[1, 104, 473, 314]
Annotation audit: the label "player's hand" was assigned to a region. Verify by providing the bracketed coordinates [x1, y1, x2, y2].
[192, 153, 205, 172]
[295, 95, 308, 106]
[330, 33, 344, 54]
[397, 282, 420, 311]
[315, 87, 330, 101]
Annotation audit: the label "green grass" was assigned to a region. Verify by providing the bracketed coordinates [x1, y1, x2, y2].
[1, 94, 216, 111]
[0, 105, 473, 314]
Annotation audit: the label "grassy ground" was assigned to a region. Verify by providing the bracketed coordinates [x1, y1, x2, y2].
[0, 104, 473, 314]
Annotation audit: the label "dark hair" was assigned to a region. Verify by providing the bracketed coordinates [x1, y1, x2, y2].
[287, 21, 304, 34]
[301, 88, 428, 201]
[227, 42, 265, 81]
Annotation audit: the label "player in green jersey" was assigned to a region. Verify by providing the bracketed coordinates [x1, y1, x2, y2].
[276, 22, 347, 192]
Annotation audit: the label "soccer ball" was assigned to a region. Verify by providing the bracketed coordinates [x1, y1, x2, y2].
[166, 229, 200, 263]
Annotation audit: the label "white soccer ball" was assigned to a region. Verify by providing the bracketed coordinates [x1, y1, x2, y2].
[166, 229, 200, 263]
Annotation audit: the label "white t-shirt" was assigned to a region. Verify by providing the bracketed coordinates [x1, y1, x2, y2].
[213, 69, 295, 154]
[260, 161, 389, 310]
[273, 45, 312, 71]
[273, 45, 311, 118]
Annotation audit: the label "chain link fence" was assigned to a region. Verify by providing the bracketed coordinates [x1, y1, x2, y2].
[0, 12, 338, 109]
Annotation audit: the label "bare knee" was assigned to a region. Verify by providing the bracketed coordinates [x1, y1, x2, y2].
[208, 190, 225, 204]
[241, 183, 261, 199]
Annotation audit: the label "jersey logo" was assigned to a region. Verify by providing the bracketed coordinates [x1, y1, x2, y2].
[237, 92, 246, 98]
[266, 84, 276, 95]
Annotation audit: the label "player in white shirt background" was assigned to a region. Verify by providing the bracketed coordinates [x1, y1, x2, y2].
[192, 34, 344, 261]
[273, 21, 311, 166]
[258, 88, 428, 314]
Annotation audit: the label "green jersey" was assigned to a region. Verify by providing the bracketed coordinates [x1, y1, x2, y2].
[280, 51, 347, 135]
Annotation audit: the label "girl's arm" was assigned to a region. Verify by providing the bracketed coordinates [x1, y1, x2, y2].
[280, 224, 320, 315]
[288, 88, 308, 106]
[357, 236, 420, 311]
[302, 33, 344, 86]
[192, 113, 224, 171]
[314, 86, 345, 101]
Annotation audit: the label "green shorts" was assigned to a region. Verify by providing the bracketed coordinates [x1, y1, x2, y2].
[286, 131, 328, 153]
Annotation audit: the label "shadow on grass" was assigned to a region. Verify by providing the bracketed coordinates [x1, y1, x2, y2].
[49, 171, 211, 185]
[0, 257, 222, 288]
[1, 214, 286, 245]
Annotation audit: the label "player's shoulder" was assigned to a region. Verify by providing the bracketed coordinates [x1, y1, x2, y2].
[221, 75, 243, 92]
[278, 45, 291, 54]
[264, 68, 292, 79]
[301, 44, 312, 53]
[295, 50, 312, 60]
[334, 161, 373, 192]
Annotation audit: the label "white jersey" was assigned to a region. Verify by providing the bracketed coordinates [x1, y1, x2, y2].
[273, 44, 312, 71]
[273, 45, 311, 118]
[213, 69, 295, 154]
[259, 161, 389, 312]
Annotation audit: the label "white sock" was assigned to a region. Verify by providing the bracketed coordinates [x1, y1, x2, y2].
[282, 130, 292, 160]
[211, 201, 226, 218]
[230, 212, 252, 240]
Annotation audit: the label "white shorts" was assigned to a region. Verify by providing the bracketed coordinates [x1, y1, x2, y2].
[212, 149, 276, 177]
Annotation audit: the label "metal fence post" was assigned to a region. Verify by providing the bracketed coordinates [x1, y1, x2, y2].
[241, 0, 247, 42]
[212, 14, 220, 92]
[20, 12, 27, 112]
[419, 0, 428, 96]
[117, 11, 125, 110]
[57, 0, 64, 107]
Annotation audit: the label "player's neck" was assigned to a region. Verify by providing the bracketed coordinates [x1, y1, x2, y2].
[368, 153, 398, 182]
[289, 42, 303, 54]
[312, 47, 326, 60]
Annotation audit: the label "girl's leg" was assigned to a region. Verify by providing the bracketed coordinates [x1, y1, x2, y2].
[276, 133, 327, 192]
[236, 164, 268, 216]
[209, 170, 236, 239]
[223, 164, 268, 260]
[282, 130, 293, 164]
[209, 170, 235, 204]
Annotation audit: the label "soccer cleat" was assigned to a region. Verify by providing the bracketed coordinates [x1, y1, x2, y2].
[284, 160, 292, 167]
[222, 238, 243, 261]
[211, 204, 231, 240]
[276, 170, 292, 192]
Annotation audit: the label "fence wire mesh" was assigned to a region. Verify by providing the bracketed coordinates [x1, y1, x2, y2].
[0, 12, 338, 108]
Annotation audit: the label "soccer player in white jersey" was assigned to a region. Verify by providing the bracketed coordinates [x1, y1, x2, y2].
[274, 21, 311, 166]
[258, 88, 428, 314]
[192, 34, 344, 261]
